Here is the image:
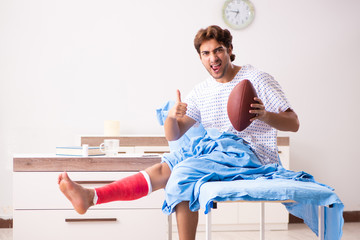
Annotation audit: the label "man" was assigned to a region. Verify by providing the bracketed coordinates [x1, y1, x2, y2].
[58, 25, 299, 240]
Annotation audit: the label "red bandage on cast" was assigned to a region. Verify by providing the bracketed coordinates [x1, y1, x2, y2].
[94, 171, 151, 205]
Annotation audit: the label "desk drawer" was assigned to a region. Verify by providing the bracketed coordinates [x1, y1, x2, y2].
[13, 172, 164, 210]
[13, 209, 167, 240]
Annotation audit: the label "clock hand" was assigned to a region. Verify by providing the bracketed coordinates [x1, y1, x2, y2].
[229, 9, 240, 17]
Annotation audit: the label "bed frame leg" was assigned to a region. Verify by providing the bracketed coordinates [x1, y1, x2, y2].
[206, 210, 212, 240]
[168, 215, 172, 240]
[318, 206, 325, 240]
[260, 202, 265, 240]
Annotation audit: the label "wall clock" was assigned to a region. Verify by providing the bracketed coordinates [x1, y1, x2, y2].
[222, 0, 255, 30]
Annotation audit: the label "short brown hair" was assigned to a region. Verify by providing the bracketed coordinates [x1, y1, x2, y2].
[194, 25, 235, 62]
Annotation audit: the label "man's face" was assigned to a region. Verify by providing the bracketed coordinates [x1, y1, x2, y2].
[199, 39, 232, 81]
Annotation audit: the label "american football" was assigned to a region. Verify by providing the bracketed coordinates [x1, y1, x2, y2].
[227, 79, 258, 131]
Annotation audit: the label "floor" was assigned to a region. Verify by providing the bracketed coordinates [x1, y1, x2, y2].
[1, 223, 359, 240]
[173, 223, 360, 240]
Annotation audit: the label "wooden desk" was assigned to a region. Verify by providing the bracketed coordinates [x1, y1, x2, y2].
[13, 154, 167, 240]
[13, 155, 161, 172]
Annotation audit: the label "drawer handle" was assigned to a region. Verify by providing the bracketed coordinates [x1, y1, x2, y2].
[278, 150, 282, 154]
[143, 151, 168, 154]
[75, 180, 114, 185]
[65, 218, 117, 222]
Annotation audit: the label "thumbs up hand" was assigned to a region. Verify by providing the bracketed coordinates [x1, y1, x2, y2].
[169, 89, 188, 119]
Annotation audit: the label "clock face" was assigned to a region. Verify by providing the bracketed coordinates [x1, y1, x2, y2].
[223, 0, 255, 30]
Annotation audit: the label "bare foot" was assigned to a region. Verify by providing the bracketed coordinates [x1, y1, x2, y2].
[58, 172, 94, 214]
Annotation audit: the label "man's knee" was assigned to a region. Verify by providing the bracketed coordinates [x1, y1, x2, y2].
[146, 162, 171, 190]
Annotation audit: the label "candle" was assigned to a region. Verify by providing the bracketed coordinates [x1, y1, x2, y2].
[104, 120, 120, 136]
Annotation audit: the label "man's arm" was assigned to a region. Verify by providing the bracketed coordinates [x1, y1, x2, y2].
[250, 97, 300, 132]
[164, 90, 196, 141]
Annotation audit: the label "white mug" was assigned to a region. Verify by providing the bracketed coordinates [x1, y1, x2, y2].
[100, 139, 120, 157]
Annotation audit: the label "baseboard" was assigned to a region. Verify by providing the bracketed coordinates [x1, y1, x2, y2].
[0, 218, 13, 228]
[1, 211, 359, 228]
[290, 211, 360, 223]
[343, 211, 360, 222]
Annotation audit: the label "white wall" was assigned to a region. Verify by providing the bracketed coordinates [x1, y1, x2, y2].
[1, 0, 359, 218]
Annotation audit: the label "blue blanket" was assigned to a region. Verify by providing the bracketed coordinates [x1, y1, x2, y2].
[161, 129, 344, 240]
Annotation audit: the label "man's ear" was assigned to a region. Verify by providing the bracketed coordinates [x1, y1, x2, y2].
[227, 45, 233, 55]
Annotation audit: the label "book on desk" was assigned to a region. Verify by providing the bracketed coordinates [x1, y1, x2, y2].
[56, 146, 105, 156]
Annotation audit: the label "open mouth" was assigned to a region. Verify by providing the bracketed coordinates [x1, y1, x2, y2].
[211, 63, 221, 73]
